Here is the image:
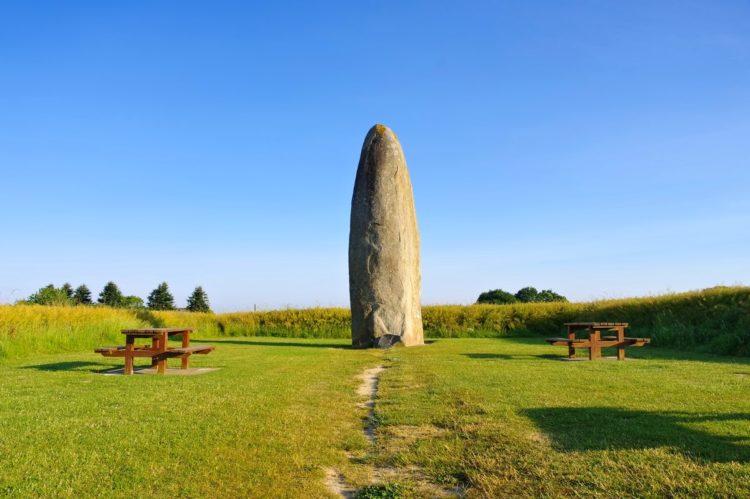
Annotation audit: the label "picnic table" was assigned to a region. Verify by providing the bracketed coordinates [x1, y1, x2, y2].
[546, 322, 650, 360]
[95, 328, 214, 375]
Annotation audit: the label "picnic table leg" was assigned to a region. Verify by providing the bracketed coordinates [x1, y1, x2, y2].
[151, 337, 159, 368]
[124, 336, 135, 375]
[567, 325, 576, 359]
[156, 332, 167, 374]
[589, 330, 601, 360]
[616, 326, 626, 361]
[181, 331, 190, 369]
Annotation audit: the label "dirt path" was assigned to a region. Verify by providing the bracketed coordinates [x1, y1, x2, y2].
[357, 365, 385, 443]
[325, 364, 463, 498]
[325, 364, 384, 498]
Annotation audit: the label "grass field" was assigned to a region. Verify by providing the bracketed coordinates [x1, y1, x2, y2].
[0, 337, 748, 497]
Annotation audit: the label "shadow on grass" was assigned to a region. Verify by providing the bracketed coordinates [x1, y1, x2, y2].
[135, 309, 165, 328]
[194, 338, 355, 349]
[626, 348, 750, 365]
[21, 361, 114, 373]
[463, 353, 562, 361]
[524, 406, 750, 463]
[199, 338, 439, 350]
[489, 337, 750, 365]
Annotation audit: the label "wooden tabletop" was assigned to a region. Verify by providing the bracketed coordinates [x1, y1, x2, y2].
[121, 328, 192, 336]
[565, 322, 628, 328]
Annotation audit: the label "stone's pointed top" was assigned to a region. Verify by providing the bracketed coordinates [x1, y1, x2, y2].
[367, 123, 398, 142]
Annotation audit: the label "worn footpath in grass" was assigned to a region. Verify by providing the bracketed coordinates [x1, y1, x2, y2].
[376, 339, 750, 497]
[0, 338, 382, 498]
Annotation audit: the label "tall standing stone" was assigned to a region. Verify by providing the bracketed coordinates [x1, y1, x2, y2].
[349, 124, 424, 348]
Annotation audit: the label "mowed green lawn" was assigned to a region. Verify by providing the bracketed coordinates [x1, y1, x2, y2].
[0, 338, 748, 498]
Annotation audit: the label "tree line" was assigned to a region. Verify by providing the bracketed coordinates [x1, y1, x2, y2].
[477, 286, 567, 304]
[21, 282, 211, 312]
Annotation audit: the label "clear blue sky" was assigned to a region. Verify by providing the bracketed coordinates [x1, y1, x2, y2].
[1, 1, 748, 311]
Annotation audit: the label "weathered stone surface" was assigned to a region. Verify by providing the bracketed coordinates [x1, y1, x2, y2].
[349, 124, 424, 348]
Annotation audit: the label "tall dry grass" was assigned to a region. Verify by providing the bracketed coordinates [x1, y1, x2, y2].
[0, 305, 143, 360]
[1, 286, 748, 362]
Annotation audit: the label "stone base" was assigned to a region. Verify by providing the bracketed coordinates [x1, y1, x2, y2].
[352, 334, 425, 349]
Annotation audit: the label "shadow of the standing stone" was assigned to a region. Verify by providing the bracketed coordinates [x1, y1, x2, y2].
[196, 338, 354, 349]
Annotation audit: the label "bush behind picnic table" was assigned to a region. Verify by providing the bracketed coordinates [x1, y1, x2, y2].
[0, 286, 748, 361]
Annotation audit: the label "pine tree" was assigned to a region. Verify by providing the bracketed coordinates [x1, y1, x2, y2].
[186, 286, 211, 313]
[73, 284, 93, 304]
[61, 282, 74, 298]
[147, 282, 175, 310]
[98, 281, 124, 307]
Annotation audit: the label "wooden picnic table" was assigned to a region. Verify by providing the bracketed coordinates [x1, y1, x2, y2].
[95, 328, 214, 375]
[545, 322, 650, 360]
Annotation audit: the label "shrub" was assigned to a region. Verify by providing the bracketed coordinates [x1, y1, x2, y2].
[356, 483, 405, 499]
[121, 295, 145, 309]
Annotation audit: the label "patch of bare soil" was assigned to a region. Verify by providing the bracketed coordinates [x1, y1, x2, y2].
[324, 468, 355, 498]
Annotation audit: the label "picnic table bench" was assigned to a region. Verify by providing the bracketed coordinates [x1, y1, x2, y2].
[546, 322, 650, 360]
[95, 328, 214, 375]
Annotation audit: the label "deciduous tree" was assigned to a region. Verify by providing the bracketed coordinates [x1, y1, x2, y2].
[536, 289, 567, 302]
[514, 287, 539, 303]
[476, 289, 517, 304]
[24, 284, 72, 306]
